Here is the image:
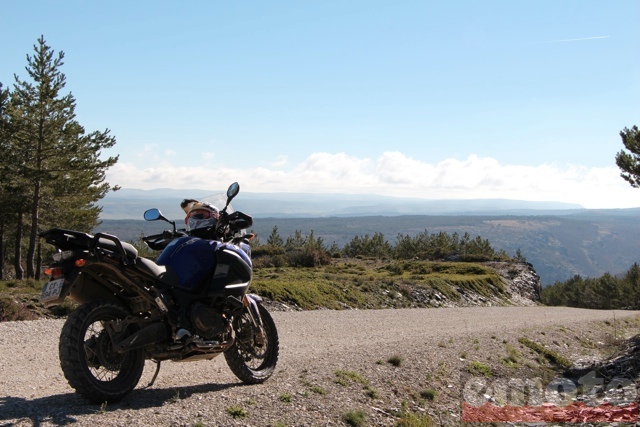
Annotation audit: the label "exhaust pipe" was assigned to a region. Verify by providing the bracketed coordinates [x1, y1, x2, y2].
[112, 322, 168, 352]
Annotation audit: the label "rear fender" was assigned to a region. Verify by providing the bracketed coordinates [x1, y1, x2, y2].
[66, 271, 123, 306]
[65, 263, 155, 311]
[41, 268, 82, 308]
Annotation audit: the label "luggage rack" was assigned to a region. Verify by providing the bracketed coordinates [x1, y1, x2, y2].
[91, 232, 136, 266]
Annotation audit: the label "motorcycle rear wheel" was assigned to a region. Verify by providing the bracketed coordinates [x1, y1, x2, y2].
[59, 300, 145, 403]
[224, 302, 279, 383]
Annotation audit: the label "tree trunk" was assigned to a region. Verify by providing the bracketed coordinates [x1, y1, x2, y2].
[35, 240, 42, 280]
[0, 219, 4, 280]
[26, 179, 40, 278]
[15, 211, 24, 280]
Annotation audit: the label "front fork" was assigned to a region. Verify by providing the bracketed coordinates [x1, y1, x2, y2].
[242, 294, 266, 346]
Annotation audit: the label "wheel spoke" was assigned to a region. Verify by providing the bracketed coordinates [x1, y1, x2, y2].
[59, 301, 146, 402]
[235, 313, 271, 369]
[224, 302, 279, 384]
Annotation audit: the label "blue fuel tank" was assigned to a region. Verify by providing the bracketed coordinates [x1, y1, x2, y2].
[156, 237, 252, 294]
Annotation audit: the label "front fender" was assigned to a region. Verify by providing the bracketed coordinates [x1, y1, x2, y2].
[243, 293, 264, 327]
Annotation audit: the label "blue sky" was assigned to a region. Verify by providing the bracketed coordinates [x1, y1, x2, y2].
[1, 1, 639, 208]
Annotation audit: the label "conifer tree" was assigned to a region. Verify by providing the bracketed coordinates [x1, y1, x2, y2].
[267, 225, 284, 247]
[615, 125, 640, 188]
[7, 36, 119, 278]
[0, 82, 11, 279]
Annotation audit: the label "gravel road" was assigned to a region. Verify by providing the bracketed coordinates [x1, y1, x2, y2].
[1, 306, 639, 426]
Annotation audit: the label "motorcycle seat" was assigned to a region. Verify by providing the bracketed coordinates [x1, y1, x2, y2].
[136, 257, 180, 287]
[96, 238, 139, 260]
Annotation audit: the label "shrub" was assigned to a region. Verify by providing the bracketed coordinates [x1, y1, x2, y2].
[387, 355, 403, 367]
[458, 254, 493, 262]
[335, 370, 369, 386]
[252, 244, 287, 268]
[0, 297, 37, 322]
[364, 386, 379, 399]
[279, 393, 292, 403]
[287, 246, 331, 267]
[49, 299, 77, 317]
[420, 389, 437, 401]
[467, 361, 492, 377]
[342, 410, 367, 427]
[503, 344, 523, 367]
[518, 337, 572, 369]
[226, 405, 248, 418]
[310, 385, 326, 395]
[252, 244, 286, 258]
[396, 411, 434, 427]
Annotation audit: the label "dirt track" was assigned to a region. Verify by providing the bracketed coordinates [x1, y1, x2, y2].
[1, 306, 639, 426]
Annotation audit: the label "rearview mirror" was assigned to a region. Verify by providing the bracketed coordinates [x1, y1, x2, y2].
[143, 208, 162, 221]
[227, 182, 240, 201]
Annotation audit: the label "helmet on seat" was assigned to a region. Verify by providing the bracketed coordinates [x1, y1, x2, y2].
[181, 199, 219, 238]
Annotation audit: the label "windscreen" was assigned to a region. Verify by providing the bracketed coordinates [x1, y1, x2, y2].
[199, 193, 235, 214]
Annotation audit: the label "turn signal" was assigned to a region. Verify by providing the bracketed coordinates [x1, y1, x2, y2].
[44, 267, 63, 277]
[75, 259, 86, 267]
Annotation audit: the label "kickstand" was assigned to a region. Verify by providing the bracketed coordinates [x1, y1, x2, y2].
[145, 360, 162, 388]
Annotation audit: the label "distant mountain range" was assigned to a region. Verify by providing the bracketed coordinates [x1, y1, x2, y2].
[100, 188, 585, 220]
[95, 188, 640, 286]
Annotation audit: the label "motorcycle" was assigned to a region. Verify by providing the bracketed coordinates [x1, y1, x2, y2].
[39, 182, 278, 403]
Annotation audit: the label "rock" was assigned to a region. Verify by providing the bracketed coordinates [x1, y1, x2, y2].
[484, 261, 542, 305]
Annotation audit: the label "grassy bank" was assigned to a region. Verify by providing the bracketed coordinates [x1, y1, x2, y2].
[252, 258, 508, 310]
[0, 258, 513, 321]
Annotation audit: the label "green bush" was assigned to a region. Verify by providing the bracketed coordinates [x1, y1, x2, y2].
[387, 355, 403, 367]
[518, 337, 571, 369]
[226, 405, 248, 418]
[466, 361, 492, 377]
[396, 412, 434, 427]
[287, 246, 331, 267]
[420, 389, 437, 401]
[0, 297, 37, 322]
[252, 244, 286, 258]
[342, 410, 367, 427]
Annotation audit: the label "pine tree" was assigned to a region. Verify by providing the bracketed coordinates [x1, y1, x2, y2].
[623, 262, 640, 309]
[267, 225, 284, 247]
[8, 36, 119, 278]
[615, 125, 640, 188]
[0, 82, 11, 279]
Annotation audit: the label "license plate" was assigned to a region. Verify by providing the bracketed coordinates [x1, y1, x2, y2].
[40, 278, 65, 303]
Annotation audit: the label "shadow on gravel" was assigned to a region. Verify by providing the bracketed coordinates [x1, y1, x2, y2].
[568, 334, 640, 382]
[0, 381, 242, 426]
[564, 334, 640, 403]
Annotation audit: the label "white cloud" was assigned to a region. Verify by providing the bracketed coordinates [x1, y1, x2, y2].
[105, 152, 640, 209]
[136, 144, 156, 158]
[270, 155, 289, 168]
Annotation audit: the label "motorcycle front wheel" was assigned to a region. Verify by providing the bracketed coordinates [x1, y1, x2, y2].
[59, 300, 145, 403]
[224, 302, 279, 383]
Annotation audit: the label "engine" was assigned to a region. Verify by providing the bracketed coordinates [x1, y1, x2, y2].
[189, 302, 227, 339]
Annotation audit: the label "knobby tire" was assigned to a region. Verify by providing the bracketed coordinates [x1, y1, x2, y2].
[224, 302, 279, 384]
[59, 300, 145, 403]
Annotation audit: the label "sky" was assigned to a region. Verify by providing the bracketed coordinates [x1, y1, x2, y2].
[1, 1, 639, 209]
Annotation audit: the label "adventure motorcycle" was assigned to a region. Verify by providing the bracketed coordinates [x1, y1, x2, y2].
[39, 182, 278, 403]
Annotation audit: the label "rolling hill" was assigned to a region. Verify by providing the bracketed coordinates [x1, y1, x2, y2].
[95, 189, 640, 286]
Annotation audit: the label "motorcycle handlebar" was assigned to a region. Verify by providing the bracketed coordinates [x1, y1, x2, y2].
[143, 209, 251, 251]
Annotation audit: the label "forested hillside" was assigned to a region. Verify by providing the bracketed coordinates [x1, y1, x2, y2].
[542, 263, 640, 310]
[96, 209, 640, 285]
